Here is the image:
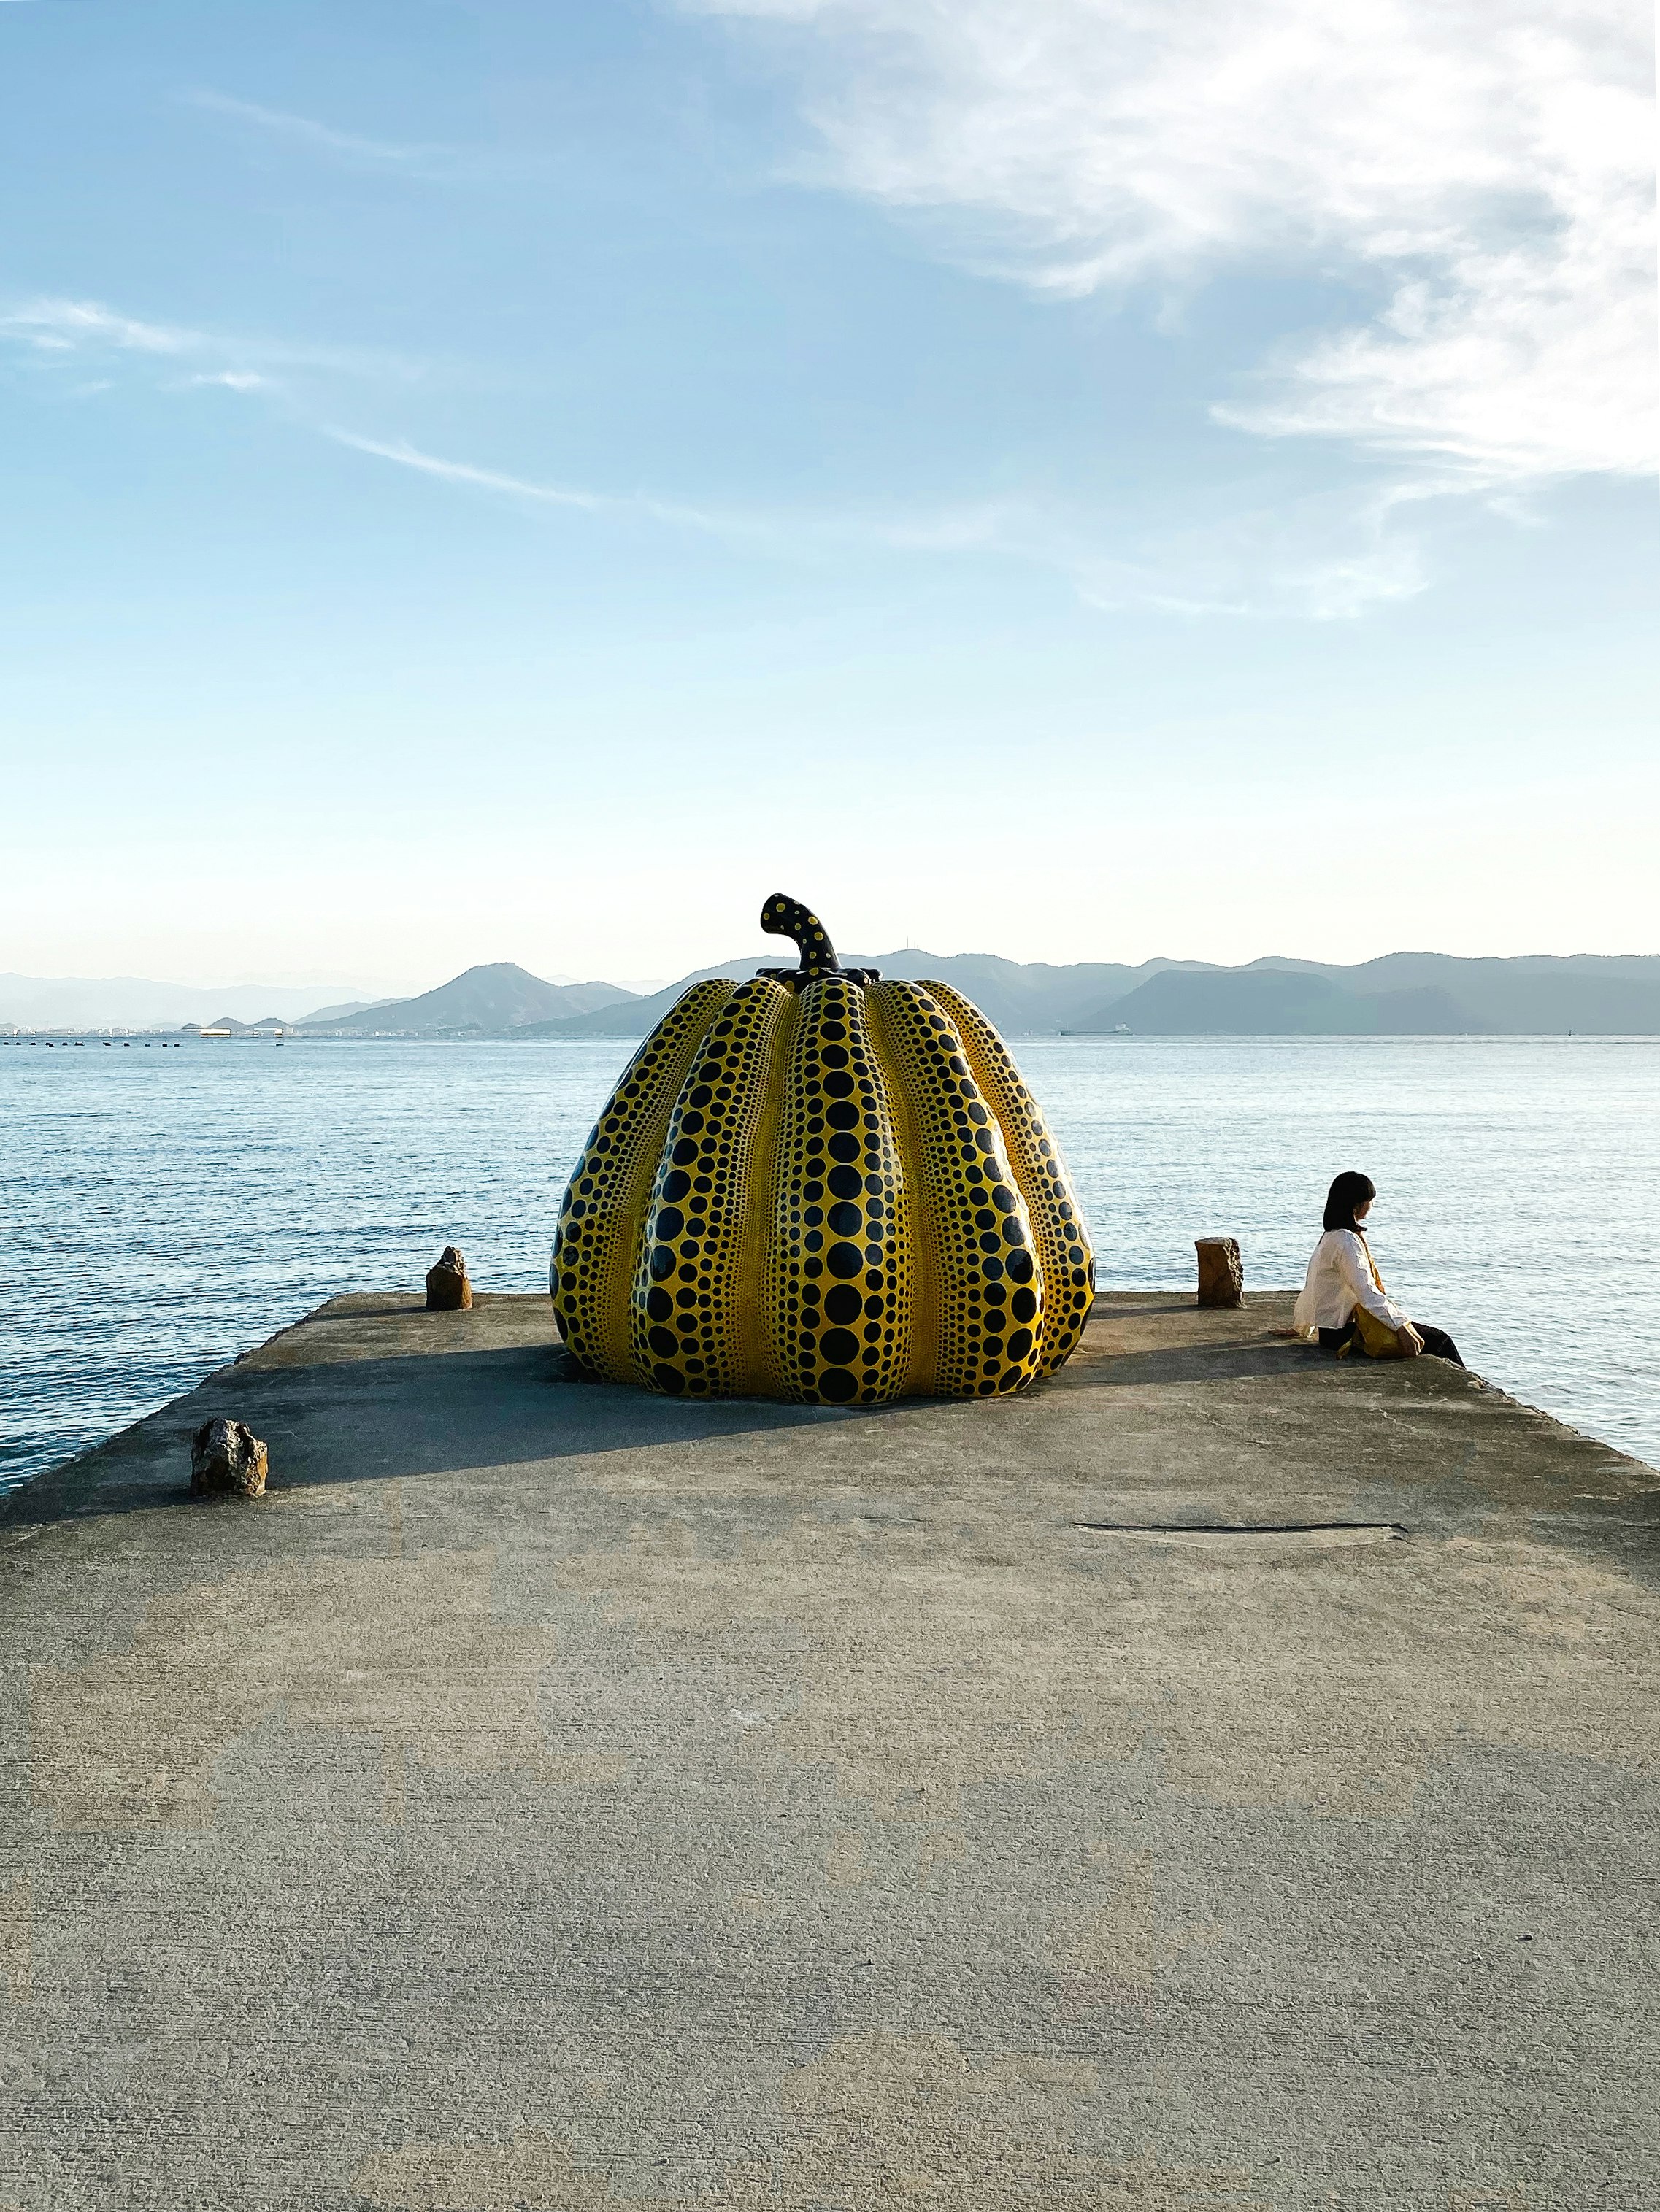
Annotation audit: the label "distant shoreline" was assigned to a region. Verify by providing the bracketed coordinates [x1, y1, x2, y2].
[7, 1029, 1660, 1047]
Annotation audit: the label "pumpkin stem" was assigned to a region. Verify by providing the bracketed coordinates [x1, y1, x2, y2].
[759, 893, 841, 976]
[757, 894, 881, 988]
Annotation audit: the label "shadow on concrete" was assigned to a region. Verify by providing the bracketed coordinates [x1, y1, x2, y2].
[2, 1327, 1400, 1533]
[4, 1345, 912, 1528]
[1073, 1341, 1324, 1388]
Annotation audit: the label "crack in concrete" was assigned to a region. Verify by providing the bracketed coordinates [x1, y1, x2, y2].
[1075, 1521, 1408, 1536]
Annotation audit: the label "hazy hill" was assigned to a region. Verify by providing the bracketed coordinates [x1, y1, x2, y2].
[1094, 968, 1487, 1036]
[519, 950, 1194, 1041]
[180, 1014, 293, 1034]
[298, 963, 638, 1036]
[18, 950, 1653, 1041]
[524, 949, 1660, 1039]
[1075, 954, 1660, 1036]
[297, 997, 381, 1025]
[1254, 952, 1660, 1036]
[0, 972, 391, 1030]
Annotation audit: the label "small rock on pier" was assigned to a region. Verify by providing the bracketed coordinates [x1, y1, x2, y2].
[190, 1416, 269, 1498]
[1195, 1236, 1244, 1307]
[426, 1245, 474, 1311]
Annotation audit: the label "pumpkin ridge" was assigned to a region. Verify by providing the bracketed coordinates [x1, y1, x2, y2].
[629, 976, 793, 1398]
[550, 978, 731, 1379]
[863, 986, 937, 1396]
[736, 990, 797, 1397]
[923, 982, 1096, 1378]
[766, 974, 914, 1405]
[864, 982, 1045, 1398]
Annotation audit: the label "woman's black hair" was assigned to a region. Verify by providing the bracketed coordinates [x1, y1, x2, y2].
[1323, 1171, 1377, 1233]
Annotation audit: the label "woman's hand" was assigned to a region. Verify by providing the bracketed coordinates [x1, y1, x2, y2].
[1398, 1322, 1424, 1357]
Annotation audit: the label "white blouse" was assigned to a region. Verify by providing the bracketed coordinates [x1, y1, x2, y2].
[1291, 1228, 1409, 1338]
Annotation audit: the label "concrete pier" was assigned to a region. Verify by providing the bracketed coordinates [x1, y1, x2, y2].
[2, 1292, 1656, 2209]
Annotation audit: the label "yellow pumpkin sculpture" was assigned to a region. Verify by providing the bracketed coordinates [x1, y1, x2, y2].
[551, 895, 1095, 1403]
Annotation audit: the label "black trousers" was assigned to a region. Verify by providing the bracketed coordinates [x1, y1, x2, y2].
[1319, 1319, 1464, 1366]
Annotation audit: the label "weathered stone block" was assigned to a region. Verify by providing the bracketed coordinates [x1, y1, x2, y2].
[190, 1416, 269, 1498]
[1195, 1236, 1243, 1308]
[426, 1245, 473, 1311]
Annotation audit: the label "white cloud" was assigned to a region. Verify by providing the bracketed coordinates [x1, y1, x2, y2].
[699, 0, 1657, 483]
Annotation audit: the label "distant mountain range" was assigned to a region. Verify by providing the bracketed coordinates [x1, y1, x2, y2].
[294, 964, 639, 1035]
[518, 949, 1660, 1040]
[8, 952, 1659, 1038]
[1085, 957, 1660, 1036]
[0, 965, 612, 1033]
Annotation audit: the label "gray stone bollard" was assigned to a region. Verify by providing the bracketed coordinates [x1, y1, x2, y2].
[191, 1417, 269, 1498]
[1195, 1237, 1243, 1308]
[426, 1244, 473, 1311]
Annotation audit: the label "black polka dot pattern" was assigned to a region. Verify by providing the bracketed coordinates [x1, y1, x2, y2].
[549, 934, 1094, 1400]
[763, 974, 913, 1406]
[864, 981, 1046, 1398]
[627, 976, 791, 1398]
[925, 981, 1096, 1376]
[550, 978, 732, 1378]
[759, 893, 840, 980]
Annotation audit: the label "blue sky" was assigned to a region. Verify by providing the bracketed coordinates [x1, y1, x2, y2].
[1, 0, 1654, 990]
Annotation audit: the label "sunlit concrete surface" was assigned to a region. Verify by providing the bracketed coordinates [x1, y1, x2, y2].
[2, 1292, 1656, 2210]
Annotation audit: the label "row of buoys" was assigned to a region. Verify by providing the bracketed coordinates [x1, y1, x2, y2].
[1, 1038, 185, 1048]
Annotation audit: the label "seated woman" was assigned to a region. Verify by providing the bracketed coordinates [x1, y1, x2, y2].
[1293, 1171, 1464, 1364]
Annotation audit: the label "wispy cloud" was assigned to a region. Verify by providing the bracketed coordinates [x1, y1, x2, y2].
[185, 88, 445, 168]
[4, 293, 1427, 619]
[331, 426, 1410, 617]
[326, 431, 731, 531]
[182, 88, 518, 184]
[1047, 488, 1431, 621]
[1, 298, 193, 355]
[0, 293, 429, 389]
[333, 426, 1035, 553]
[696, 0, 1657, 487]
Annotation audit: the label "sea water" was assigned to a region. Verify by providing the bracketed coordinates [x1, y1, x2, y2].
[2, 1032, 1656, 1492]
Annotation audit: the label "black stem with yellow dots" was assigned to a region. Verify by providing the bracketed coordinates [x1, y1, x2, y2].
[756, 892, 880, 988]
